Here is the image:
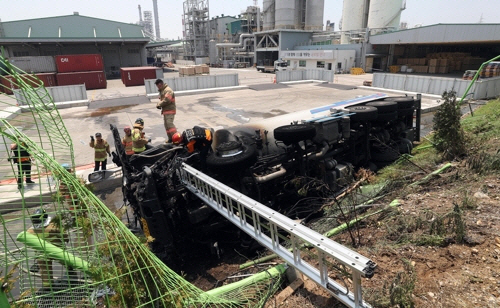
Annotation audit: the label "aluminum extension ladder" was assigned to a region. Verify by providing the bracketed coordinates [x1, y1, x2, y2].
[178, 163, 376, 308]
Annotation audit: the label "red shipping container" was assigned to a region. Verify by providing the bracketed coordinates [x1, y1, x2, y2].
[0, 73, 57, 94]
[56, 71, 107, 90]
[55, 54, 104, 73]
[121, 67, 159, 87]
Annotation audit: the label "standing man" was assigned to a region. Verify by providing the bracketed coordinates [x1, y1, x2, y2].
[122, 126, 134, 158]
[89, 132, 111, 171]
[10, 141, 35, 190]
[155, 79, 177, 142]
[132, 118, 149, 154]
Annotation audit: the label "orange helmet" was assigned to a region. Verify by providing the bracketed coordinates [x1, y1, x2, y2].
[172, 132, 182, 145]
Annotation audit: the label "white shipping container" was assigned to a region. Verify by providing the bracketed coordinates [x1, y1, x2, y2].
[8, 56, 57, 73]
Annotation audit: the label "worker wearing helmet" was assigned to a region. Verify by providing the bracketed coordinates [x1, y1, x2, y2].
[26, 208, 70, 287]
[155, 79, 177, 142]
[122, 126, 134, 157]
[10, 141, 35, 190]
[90, 132, 111, 171]
[173, 126, 212, 170]
[132, 118, 149, 154]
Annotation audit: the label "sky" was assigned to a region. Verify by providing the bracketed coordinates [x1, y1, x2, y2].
[0, 0, 498, 40]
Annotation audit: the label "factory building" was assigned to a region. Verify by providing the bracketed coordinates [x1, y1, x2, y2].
[0, 13, 150, 77]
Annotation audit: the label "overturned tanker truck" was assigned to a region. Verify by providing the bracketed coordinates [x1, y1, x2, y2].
[110, 93, 421, 267]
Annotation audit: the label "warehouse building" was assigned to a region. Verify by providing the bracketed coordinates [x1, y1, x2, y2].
[368, 23, 500, 74]
[0, 13, 150, 77]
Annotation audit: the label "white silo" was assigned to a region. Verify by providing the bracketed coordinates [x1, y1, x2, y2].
[263, 0, 275, 30]
[340, 0, 368, 44]
[275, 0, 296, 29]
[367, 0, 405, 33]
[305, 0, 325, 31]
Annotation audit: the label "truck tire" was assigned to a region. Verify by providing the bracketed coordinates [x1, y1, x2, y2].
[346, 106, 378, 122]
[375, 111, 399, 122]
[384, 97, 415, 109]
[366, 101, 398, 113]
[207, 142, 257, 169]
[274, 124, 316, 144]
[397, 108, 415, 117]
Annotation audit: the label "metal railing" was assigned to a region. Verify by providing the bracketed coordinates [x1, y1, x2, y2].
[178, 163, 376, 308]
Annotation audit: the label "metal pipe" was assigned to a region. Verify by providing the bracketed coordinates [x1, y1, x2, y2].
[254, 166, 286, 183]
[307, 142, 329, 160]
[215, 34, 254, 48]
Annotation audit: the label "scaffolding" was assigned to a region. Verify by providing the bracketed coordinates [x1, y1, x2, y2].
[183, 0, 210, 60]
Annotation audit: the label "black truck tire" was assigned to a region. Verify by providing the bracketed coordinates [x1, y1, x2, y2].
[375, 111, 399, 122]
[274, 124, 316, 144]
[207, 143, 257, 169]
[346, 106, 378, 122]
[366, 101, 398, 113]
[397, 108, 415, 117]
[384, 97, 415, 109]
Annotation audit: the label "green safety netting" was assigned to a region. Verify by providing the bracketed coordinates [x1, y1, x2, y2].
[0, 54, 284, 307]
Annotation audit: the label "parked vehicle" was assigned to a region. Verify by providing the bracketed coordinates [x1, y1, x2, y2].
[257, 60, 288, 73]
[108, 94, 421, 267]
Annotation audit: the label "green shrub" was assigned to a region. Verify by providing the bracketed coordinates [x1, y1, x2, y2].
[432, 91, 467, 160]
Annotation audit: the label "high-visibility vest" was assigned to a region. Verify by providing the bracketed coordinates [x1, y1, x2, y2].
[185, 127, 212, 153]
[122, 135, 134, 155]
[90, 140, 109, 161]
[132, 127, 147, 153]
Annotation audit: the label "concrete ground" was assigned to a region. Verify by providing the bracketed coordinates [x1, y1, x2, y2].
[58, 67, 439, 167]
[0, 67, 441, 206]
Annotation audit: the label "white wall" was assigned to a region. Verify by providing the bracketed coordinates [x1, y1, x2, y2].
[284, 50, 355, 72]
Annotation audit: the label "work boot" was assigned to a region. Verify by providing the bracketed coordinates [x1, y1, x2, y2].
[26, 179, 35, 184]
[17, 184, 22, 190]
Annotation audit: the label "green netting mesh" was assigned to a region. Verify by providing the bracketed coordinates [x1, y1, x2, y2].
[0, 54, 284, 307]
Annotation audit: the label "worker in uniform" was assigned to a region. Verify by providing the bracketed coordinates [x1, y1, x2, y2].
[89, 132, 111, 171]
[122, 126, 134, 158]
[172, 126, 212, 170]
[132, 118, 149, 154]
[155, 79, 177, 142]
[26, 209, 70, 287]
[10, 141, 35, 190]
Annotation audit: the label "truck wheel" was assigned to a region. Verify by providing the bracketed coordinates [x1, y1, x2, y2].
[375, 111, 399, 122]
[274, 124, 316, 144]
[366, 101, 398, 113]
[398, 108, 415, 117]
[346, 106, 378, 122]
[384, 97, 415, 109]
[207, 142, 257, 169]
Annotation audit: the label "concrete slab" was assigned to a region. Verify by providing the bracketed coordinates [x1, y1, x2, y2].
[280, 80, 329, 85]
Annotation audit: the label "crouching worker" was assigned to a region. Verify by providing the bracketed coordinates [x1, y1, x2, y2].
[172, 126, 212, 171]
[26, 209, 70, 287]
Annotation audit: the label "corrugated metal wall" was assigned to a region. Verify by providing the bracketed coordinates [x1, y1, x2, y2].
[14, 84, 88, 105]
[145, 74, 239, 94]
[275, 69, 334, 83]
[373, 73, 500, 99]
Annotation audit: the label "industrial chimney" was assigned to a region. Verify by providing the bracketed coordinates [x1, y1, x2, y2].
[138, 5, 143, 22]
[153, 0, 161, 39]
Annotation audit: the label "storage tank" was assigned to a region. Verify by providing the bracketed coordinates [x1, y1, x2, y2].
[305, 0, 325, 31]
[367, 0, 404, 33]
[275, 0, 296, 29]
[263, 0, 275, 30]
[209, 40, 217, 65]
[340, 0, 368, 44]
